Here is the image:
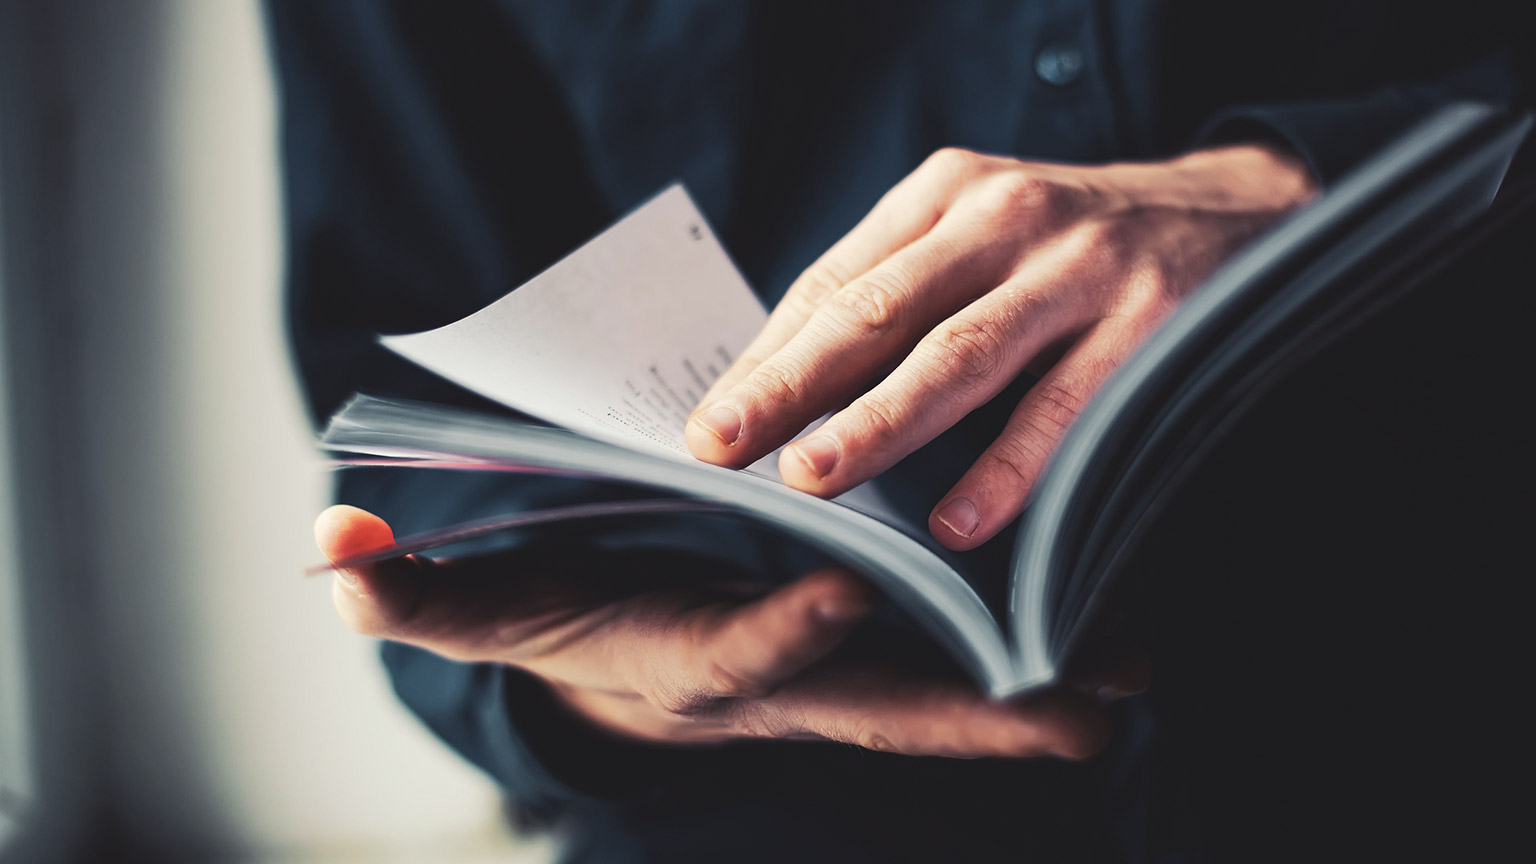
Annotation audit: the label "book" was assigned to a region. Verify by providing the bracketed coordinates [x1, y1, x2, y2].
[320, 104, 1530, 699]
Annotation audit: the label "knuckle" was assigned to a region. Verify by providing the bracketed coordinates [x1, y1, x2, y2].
[826, 271, 906, 335]
[922, 317, 1010, 391]
[1070, 219, 1132, 266]
[745, 361, 806, 409]
[1116, 261, 1179, 317]
[972, 173, 1076, 225]
[649, 681, 719, 717]
[979, 442, 1042, 491]
[850, 391, 905, 442]
[1026, 378, 1089, 437]
[701, 658, 771, 700]
[789, 258, 855, 310]
[987, 378, 1094, 486]
[723, 700, 796, 739]
[1081, 347, 1125, 385]
[850, 718, 900, 753]
[922, 146, 980, 179]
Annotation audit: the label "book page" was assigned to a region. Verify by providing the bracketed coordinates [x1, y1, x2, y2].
[382, 186, 765, 459]
[381, 184, 906, 526]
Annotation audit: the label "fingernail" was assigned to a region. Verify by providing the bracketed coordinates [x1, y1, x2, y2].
[935, 497, 980, 538]
[693, 404, 742, 445]
[790, 436, 839, 479]
[333, 567, 359, 589]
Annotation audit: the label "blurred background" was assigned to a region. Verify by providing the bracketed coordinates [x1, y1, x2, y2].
[0, 1, 552, 861]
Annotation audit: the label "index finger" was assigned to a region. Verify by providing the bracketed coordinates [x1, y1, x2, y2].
[687, 217, 1018, 469]
[692, 150, 983, 412]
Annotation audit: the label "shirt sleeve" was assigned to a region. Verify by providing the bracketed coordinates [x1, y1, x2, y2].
[1199, 54, 1530, 187]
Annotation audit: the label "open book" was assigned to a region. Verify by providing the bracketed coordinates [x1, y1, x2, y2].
[321, 105, 1529, 698]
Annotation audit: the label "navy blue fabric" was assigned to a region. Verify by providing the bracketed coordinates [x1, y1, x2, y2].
[265, 2, 1529, 860]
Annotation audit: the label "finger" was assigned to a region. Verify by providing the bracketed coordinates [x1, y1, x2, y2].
[687, 568, 877, 700]
[317, 505, 570, 663]
[693, 148, 989, 414]
[775, 234, 1105, 496]
[745, 670, 1110, 759]
[688, 222, 1018, 468]
[316, 504, 428, 639]
[929, 315, 1151, 550]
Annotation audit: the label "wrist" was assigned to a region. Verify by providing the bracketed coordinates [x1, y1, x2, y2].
[1092, 143, 1319, 219]
[1174, 142, 1320, 212]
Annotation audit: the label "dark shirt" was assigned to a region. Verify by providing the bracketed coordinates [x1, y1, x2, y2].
[264, 2, 1528, 861]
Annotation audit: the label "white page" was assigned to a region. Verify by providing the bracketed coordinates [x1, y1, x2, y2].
[383, 185, 765, 459]
[381, 184, 907, 526]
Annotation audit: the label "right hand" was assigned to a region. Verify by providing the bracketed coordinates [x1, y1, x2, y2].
[316, 504, 1127, 758]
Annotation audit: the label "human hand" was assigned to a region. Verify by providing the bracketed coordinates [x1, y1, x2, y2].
[686, 145, 1316, 549]
[316, 504, 1126, 758]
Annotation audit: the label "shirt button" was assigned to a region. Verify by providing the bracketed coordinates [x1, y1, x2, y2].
[1034, 44, 1084, 87]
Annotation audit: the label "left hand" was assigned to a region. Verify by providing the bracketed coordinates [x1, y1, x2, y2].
[315, 505, 1135, 758]
[686, 144, 1316, 549]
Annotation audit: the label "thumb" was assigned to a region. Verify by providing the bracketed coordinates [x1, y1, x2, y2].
[315, 504, 426, 638]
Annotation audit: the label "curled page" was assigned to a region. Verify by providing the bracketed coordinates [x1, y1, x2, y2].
[382, 185, 765, 459]
[379, 184, 905, 527]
